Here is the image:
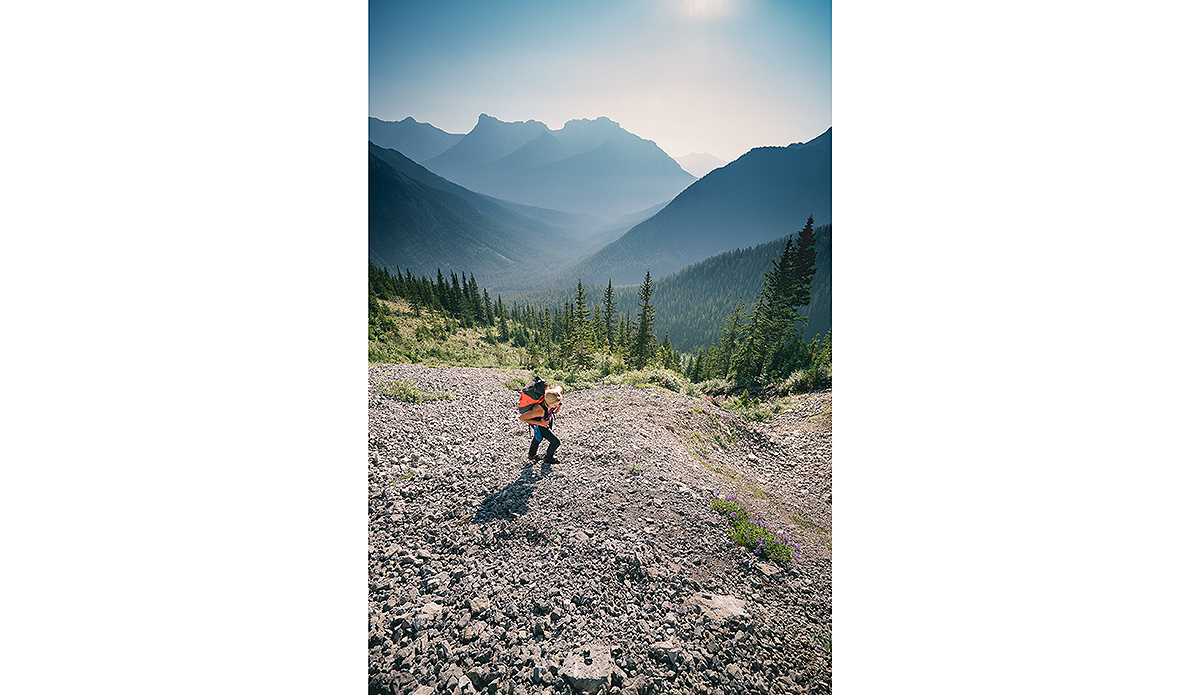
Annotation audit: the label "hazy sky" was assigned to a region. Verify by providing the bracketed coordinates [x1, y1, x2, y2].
[369, 0, 831, 163]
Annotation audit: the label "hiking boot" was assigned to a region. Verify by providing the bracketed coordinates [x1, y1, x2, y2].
[528, 453, 544, 461]
[544, 456, 561, 465]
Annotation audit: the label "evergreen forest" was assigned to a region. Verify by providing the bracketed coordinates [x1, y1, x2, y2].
[369, 218, 831, 400]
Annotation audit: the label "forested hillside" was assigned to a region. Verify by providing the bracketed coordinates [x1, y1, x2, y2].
[544, 128, 831, 287]
[498, 224, 830, 355]
[369, 219, 831, 396]
[369, 151, 588, 289]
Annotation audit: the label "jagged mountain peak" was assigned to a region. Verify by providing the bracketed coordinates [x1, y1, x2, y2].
[474, 113, 549, 130]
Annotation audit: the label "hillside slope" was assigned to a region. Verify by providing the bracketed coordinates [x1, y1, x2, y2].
[549, 128, 831, 287]
[368, 364, 833, 695]
[369, 153, 580, 288]
[369, 116, 465, 162]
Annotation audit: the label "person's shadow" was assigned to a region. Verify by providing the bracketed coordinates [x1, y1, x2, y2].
[472, 457, 553, 523]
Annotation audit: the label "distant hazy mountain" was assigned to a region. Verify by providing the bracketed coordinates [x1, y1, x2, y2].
[547, 127, 832, 286]
[422, 114, 549, 178]
[370, 142, 574, 243]
[368, 117, 464, 162]
[416, 114, 695, 220]
[674, 152, 727, 178]
[369, 150, 585, 289]
[370, 142, 635, 256]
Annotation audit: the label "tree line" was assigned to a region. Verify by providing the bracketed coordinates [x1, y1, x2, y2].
[369, 263, 677, 371]
[369, 215, 830, 388]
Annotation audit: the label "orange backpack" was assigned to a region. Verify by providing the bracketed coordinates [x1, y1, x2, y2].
[517, 376, 548, 416]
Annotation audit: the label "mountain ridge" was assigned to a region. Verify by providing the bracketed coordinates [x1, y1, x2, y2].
[539, 128, 832, 287]
[368, 116, 464, 163]
[369, 150, 585, 289]
[389, 114, 695, 220]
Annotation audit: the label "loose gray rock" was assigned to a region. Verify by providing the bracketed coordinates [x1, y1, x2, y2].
[368, 364, 832, 694]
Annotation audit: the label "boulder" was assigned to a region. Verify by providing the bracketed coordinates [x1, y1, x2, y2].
[685, 592, 748, 622]
[562, 645, 618, 694]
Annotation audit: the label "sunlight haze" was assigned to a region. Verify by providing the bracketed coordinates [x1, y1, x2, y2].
[369, 0, 831, 162]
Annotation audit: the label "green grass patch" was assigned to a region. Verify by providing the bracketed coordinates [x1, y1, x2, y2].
[710, 493, 799, 565]
[687, 432, 711, 458]
[380, 380, 454, 403]
[368, 298, 530, 368]
[504, 376, 527, 391]
[701, 460, 735, 480]
[811, 630, 832, 656]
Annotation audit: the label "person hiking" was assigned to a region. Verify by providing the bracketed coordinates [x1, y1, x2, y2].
[519, 385, 563, 464]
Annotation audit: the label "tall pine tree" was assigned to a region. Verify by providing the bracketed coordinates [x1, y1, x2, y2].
[496, 295, 509, 342]
[718, 299, 746, 380]
[572, 280, 591, 368]
[730, 216, 820, 381]
[633, 271, 656, 369]
[602, 280, 616, 352]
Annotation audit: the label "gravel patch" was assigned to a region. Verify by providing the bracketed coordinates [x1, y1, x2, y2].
[368, 364, 832, 695]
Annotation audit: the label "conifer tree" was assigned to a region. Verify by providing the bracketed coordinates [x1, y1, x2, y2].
[602, 280, 616, 352]
[467, 274, 484, 326]
[403, 269, 421, 313]
[633, 271, 656, 369]
[558, 300, 573, 363]
[591, 302, 603, 355]
[420, 277, 434, 312]
[571, 280, 591, 367]
[728, 217, 819, 381]
[449, 272, 463, 317]
[482, 288, 494, 326]
[690, 346, 706, 381]
[451, 273, 472, 327]
[718, 299, 746, 380]
[539, 307, 554, 363]
[435, 269, 448, 311]
[496, 295, 509, 342]
[660, 331, 675, 371]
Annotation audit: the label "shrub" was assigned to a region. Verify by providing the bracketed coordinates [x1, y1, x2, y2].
[380, 380, 454, 403]
[504, 376, 527, 391]
[568, 368, 603, 386]
[779, 371, 807, 395]
[599, 368, 701, 397]
[803, 363, 832, 390]
[710, 493, 800, 565]
[697, 378, 736, 395]
[779, 365, 831, 393]
[590, 352, 625, 376]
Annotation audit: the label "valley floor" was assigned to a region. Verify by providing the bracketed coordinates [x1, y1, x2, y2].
[369, 364, 832, 695]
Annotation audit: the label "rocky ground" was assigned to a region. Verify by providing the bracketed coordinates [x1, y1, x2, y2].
[368, 364, 832, 695]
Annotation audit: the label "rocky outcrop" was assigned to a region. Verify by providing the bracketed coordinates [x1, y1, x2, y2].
[368, 364, 832, 695]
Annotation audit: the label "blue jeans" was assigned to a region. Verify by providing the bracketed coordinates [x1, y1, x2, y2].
[528, 425, 560, 459]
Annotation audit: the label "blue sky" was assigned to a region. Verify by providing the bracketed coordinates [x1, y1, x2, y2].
[369, 0, 831, 163]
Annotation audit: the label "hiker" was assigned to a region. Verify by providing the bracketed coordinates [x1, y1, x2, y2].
[519, 384, 563, 464]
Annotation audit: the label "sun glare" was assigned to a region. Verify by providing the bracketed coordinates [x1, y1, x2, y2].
[667, 0, 736, 21]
